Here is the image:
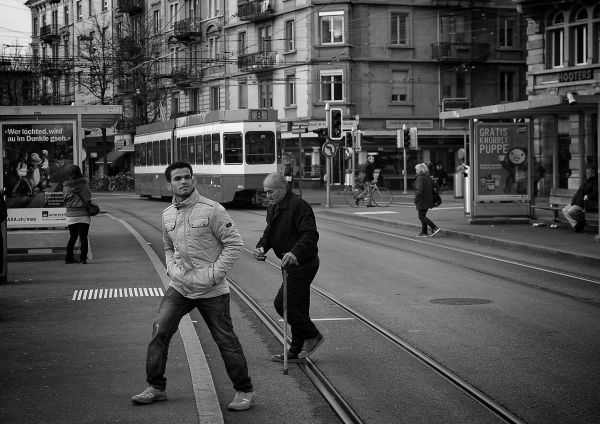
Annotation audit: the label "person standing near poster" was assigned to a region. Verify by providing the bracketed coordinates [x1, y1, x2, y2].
[63, 165, 92, 264]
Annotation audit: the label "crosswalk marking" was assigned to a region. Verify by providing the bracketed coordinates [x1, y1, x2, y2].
[72, 287, 164, 301]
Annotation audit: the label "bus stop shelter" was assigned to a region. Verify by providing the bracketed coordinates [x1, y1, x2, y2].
[439, 94, 600, 235]
[0, 105, 122, 282]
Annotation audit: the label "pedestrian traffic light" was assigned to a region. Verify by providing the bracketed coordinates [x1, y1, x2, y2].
[397, 128, 409, 149]
[329, 108, 343, 141]
[345, 132, 352, 147]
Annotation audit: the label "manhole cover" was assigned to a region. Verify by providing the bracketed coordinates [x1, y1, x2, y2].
[429, 298, 492, 305]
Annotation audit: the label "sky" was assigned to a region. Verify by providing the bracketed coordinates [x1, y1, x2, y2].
[0, 0, 32, 51]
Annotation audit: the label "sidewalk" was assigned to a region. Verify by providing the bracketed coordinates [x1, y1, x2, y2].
[0, 215, 208, 424]
[298, 187, 600, 263]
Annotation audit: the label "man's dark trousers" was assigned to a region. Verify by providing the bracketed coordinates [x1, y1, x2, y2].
[274, 257, 320, 354]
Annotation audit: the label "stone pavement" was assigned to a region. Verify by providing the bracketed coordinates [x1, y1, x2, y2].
[297, 187, 600, 263]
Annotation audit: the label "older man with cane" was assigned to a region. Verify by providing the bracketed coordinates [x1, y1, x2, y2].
[253, 173, 324, 365]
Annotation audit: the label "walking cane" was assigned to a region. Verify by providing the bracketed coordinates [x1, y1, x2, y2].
[282, 267, 289, 375]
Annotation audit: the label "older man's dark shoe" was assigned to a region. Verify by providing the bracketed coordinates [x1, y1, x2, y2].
[271, 352, 304, 362]
[298, 334, 324, 359]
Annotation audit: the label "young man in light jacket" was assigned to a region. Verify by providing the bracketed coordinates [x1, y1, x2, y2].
[132, 161, 254, 410]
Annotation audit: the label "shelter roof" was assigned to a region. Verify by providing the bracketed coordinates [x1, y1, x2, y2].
[0, 105, 122, 129]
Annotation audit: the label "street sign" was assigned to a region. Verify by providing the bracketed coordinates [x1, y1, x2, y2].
[322, 140, 338, 157]
[291, 122, 309, 134]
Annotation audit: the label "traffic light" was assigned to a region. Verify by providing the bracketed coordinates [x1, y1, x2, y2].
[345, 132, 352, 147]
[328, 108, 343, 141]
[397, 128, 409, 148]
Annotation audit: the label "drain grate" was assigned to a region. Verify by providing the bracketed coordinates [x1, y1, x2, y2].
[429, 298, 492, 306]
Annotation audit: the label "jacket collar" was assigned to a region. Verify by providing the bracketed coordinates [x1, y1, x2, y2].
[173, 189, 200, 209]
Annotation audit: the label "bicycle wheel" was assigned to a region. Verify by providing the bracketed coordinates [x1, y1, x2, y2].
[373, 186, 393, 207]
[345, 186, 365, 207]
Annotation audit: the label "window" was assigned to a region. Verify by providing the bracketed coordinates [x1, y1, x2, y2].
[224, 133, 243, 164]
[238, 31, 246, 55]
[64, 6, 69, 25]
[76, 1, 82, 20]
[208, 36, 218, 61]
[284, 20, 295, 51]
[441, 15, 465, 43]
[172, 95, 179, 117]
[33, 17, 38, 36]
[245, 131, 275, 164]
[548, 12, 564, 68]
[194, 136, 203, 164]
[320, 71, 343, 102]
[572, 8, 588, 65]
[208, 0, 218, 17]
[88, 0, 93, 17]
[153, 141, 160, 166]
[102, 0, 108, 11]
[499, 17, 514, 47]
[211, 133, 220, 165]
[259, 25, 272, 53]
[259, 79, 273, 108]
[77, 36, 82, 56]
[320, 11, 344, 44]
[211, 86, 220, 110]
[441, 70, 465, 98]
[285, 74, 295, 106]
[499, 71, 515, 102]
[169, 3, 178, 28]
[391, 13, 407, 45]
[190, 89, 198, 112]
[238, 79, 248, 109]
[77, 71, 82, 90]
[64, 36, 70, 58]
[203, 134, 212, 164]
[391, 70, 408, 102]
[153, 10, 160, 35]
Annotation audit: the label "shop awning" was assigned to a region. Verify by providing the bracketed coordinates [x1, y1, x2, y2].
[95, 149, 127, 164]
[439, 95, 600, 120]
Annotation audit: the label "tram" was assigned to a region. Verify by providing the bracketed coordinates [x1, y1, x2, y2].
[134, 109, 282, 204]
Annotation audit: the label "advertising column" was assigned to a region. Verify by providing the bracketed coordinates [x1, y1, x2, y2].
[1, 121, 75, 228]
[472, 123, 531, 218]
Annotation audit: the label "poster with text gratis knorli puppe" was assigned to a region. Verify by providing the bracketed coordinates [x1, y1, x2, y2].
[1, 121, 75, 228]
[475, 123, 530, 202]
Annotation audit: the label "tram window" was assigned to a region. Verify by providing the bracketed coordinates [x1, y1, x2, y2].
[134, 143, 141, 167]
[223, 133, 243, 164]
[160, 140, 167, 165]
[140, 143, 147, 166]
[153, 140, 160, 166]
[195, 135, 203, 164]
[277, 132, 282, 164]
[147, 141, 154, 165]
[246, 131, 275, 164]
[167, 139, 172, 164]
[188, 138, 195, 165]
[203, 134, 212, 164]
[212, 133, 221, 165]
[180, 137, 188, 163]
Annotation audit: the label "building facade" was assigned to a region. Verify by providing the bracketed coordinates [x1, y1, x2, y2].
[24, 0, 527, 187]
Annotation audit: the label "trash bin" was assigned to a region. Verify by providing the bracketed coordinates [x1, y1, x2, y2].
[454, 173, 463, 198]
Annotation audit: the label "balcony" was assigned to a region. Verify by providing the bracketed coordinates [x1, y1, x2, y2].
[40, 24, 60, 43]
[171, 65, 201, 87]
[174, 18, 202, 42]
[118, 37, 142, 57]
[118, 0, 144, 14]
[431, 42, 489, 62]
[237, 0, 274, 22]
[59, 92, 75, 105]
[40, 59, 65, 76]
[238, 51, 277, 72]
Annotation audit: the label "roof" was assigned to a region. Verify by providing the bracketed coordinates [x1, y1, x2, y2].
[439, 95, 600, 120]
[0, 105, 122, 128]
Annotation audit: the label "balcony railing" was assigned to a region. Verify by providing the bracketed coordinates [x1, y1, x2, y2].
[431, 42, 489, 62]
[40, 59, 65, 75]
[118, 0, 144, 14]
[118, 37, 142, 57]
[174, 18, 202, 42]
[171, 65, 201, 87]
[237, 0, 274, 22]
[40, 24, 60, 43]
[238, 51, 277, 72]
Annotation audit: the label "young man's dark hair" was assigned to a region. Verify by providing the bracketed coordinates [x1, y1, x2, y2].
[164, 161, 193, 182]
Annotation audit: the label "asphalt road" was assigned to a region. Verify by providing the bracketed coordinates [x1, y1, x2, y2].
[102, 192, 600, 424]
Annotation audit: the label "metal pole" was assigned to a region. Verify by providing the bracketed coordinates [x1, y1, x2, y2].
[325, 157, 331, 208]
[298, 133, 303, 198]
[402, 147, 408, 194]
[282, 268, 289, 375]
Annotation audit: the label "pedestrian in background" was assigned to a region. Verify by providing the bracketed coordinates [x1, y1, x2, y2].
[414, 163, 441, 238]
[132, 161, 254, 411]
[253, 173, 324, 362]
[63, 165, 92, 264]
[561, 166, 598, 233]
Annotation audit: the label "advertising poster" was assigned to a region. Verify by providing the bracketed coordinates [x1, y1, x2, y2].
[1, 121, 75, 228]
[475, 123, 530, 201]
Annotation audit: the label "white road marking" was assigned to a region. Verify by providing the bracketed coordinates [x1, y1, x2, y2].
[72, 287, 164, 300]
[355, 211, 398, 215]
[278, 318, 355, 322]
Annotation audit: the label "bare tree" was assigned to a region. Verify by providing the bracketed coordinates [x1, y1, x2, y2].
[0, 45, 36, 106]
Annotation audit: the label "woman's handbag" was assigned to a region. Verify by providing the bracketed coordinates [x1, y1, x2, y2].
[77, 193, 100, 216]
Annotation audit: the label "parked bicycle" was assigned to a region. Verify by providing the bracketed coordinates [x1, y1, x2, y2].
[345, 182, 393, 207]
[90, 175, 111, 191]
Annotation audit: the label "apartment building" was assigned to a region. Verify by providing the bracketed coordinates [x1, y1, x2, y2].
[25, 0, 527, 184]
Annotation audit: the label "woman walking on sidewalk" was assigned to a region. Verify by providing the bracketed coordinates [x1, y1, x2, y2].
[414, 163, 441, 238]
[63, 165, 92, 264]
